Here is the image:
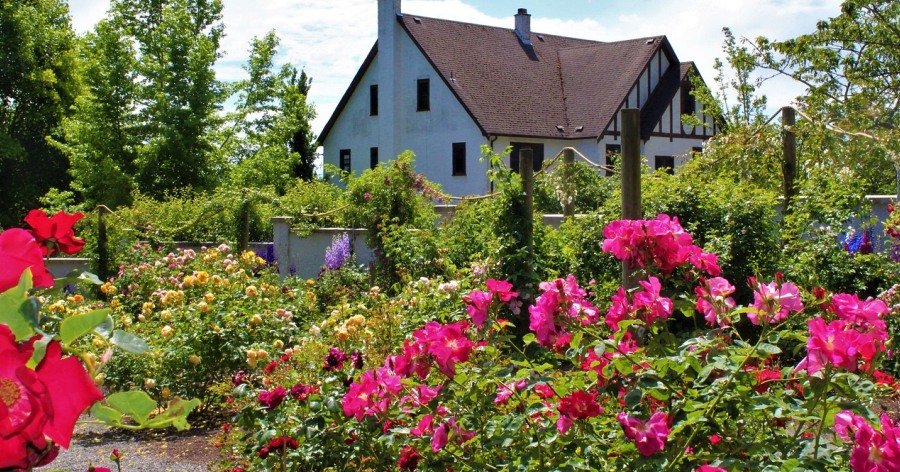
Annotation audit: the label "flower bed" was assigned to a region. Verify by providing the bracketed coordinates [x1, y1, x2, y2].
[214, 214, 899, 471]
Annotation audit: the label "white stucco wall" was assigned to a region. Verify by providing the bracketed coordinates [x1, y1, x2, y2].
[322, 26, 490, 197]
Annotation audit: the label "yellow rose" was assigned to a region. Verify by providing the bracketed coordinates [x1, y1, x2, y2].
[100, 282, 117, 296]
[142, 302, 155, 314]
[182, 275, 196, 287]
[195, 271, 210, 285]
[245, 285, 258, 298]
[161, 325, 174, 338]
[204, 292, 215, 303]
[198, 301, 210, 313]
[336, 328, 350, 342]
[250, 314, 262, 326]
[189, 354, 201, 365]
[161, 310, 173, 322]
[273, 340, 284, 350]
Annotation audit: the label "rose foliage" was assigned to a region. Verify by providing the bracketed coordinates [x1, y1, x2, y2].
[220, 214, 898, 471]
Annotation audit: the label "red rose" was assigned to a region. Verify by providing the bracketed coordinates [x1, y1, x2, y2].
[0, 228, 54, 292]
[24, 209, 85, 256]
[0, 324, 103, 469]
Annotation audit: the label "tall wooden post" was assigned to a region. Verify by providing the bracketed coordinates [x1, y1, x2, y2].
[562, 148, 576, 219]
[239, 190, 251, 253]
[782, 106, 797, 215]
[621, 109, 641, 289]
[97, 207, 110, 281]
[519, 148, 534, 261]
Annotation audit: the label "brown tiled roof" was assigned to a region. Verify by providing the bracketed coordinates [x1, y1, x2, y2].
[320, 15, 686, 142]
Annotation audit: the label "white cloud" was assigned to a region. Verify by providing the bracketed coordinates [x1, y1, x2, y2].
[68, 0, 842, 134]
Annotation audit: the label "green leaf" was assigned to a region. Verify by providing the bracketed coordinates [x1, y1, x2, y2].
[90, 403, 123, 424]
[522, 333, 536, 346]
[26, 334, 53, 369]
[0, 270, 36, 340]
[757, 343, 782, 356]
[60, 309, 111, 345]
[105, 391, 158, 424]
[142, 398, 202, 431]
[110, 330, 149, 354]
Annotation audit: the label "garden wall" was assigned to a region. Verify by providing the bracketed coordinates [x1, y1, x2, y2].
[273, 196, 896, 279]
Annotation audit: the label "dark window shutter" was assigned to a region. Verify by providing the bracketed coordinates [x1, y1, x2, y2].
[655, 155, 675, 174]
[452, 142, 466, 176]
[339, 149, 351, 172]
[370, 84, 378, 116]
[417, 78, 430, 111]
[605, 144, 621, 177]
[370, 147, 378, 169]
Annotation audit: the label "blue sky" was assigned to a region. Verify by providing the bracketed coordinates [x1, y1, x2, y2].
[68, 0, 843, 134]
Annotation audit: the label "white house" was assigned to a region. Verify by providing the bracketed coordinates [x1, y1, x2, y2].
[319, 0, 719, 196]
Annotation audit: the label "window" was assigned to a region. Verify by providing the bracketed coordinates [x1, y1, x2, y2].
[452, 142, 466, 176]
[681, 79, 695, 115]
[692, 146, 703, 155]
[369, 84, 378, 116]
[655, 155, 675, 174]
[339, 149, 351, 172]
[416, 78, 430, 111]
[370, 147, 378, 169]
[509, 143, 544, 173]
[605, 144, 621, 177]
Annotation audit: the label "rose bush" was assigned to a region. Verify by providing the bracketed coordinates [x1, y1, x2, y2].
[217, 214, 899, 471]
[77, 243, 311, 407]
[1, 210, 199, 470]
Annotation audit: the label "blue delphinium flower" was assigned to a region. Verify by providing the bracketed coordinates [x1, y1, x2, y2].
[324, 233, 351, 270]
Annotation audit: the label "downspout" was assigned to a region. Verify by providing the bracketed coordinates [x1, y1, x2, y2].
[488, 135, 498, 194]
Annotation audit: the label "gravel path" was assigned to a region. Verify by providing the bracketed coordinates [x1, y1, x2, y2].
[37, 419, 219, 472]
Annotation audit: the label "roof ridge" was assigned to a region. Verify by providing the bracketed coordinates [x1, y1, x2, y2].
[402, 14, 669, 46]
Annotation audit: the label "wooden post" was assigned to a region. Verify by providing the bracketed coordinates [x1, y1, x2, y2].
[562, 148, 576, 219]
[97, 207, 110, 281]
[621, 109, 641, 289]
[782, 106, 797, 215]
[519, 148, 534, 260]
[239, 190, 251, 253]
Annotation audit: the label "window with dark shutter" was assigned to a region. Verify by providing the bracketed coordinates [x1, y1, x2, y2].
[655, 155, 675, 174]
[509, 143, 544, 173]
[370, 84, 378, 116]
[452, 142, 466, 176]
[370, 147, 378, 169]
[681, 79, 695, 115]
[339, 149, 351, 172]
[605, 144, 621, 177]
[416, 78, 430, 111]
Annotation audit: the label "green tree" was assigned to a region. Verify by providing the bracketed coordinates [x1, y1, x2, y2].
[289, 69, 317, 180]
[752, 0, 899, 194]
[52, 19, 139, 209]
[0, 0, 79, 227]
[112, 0, 226, 197]
[225, 31, 317, 192]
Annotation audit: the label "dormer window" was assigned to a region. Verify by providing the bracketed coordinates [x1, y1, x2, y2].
[417, 78, 430, 111]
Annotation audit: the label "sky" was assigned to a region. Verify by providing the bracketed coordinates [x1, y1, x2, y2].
[67, 0, 844, 135]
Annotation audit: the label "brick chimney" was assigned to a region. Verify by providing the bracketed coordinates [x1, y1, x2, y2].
[515, 8, 532, 46]
[378, 0, 401, 161]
